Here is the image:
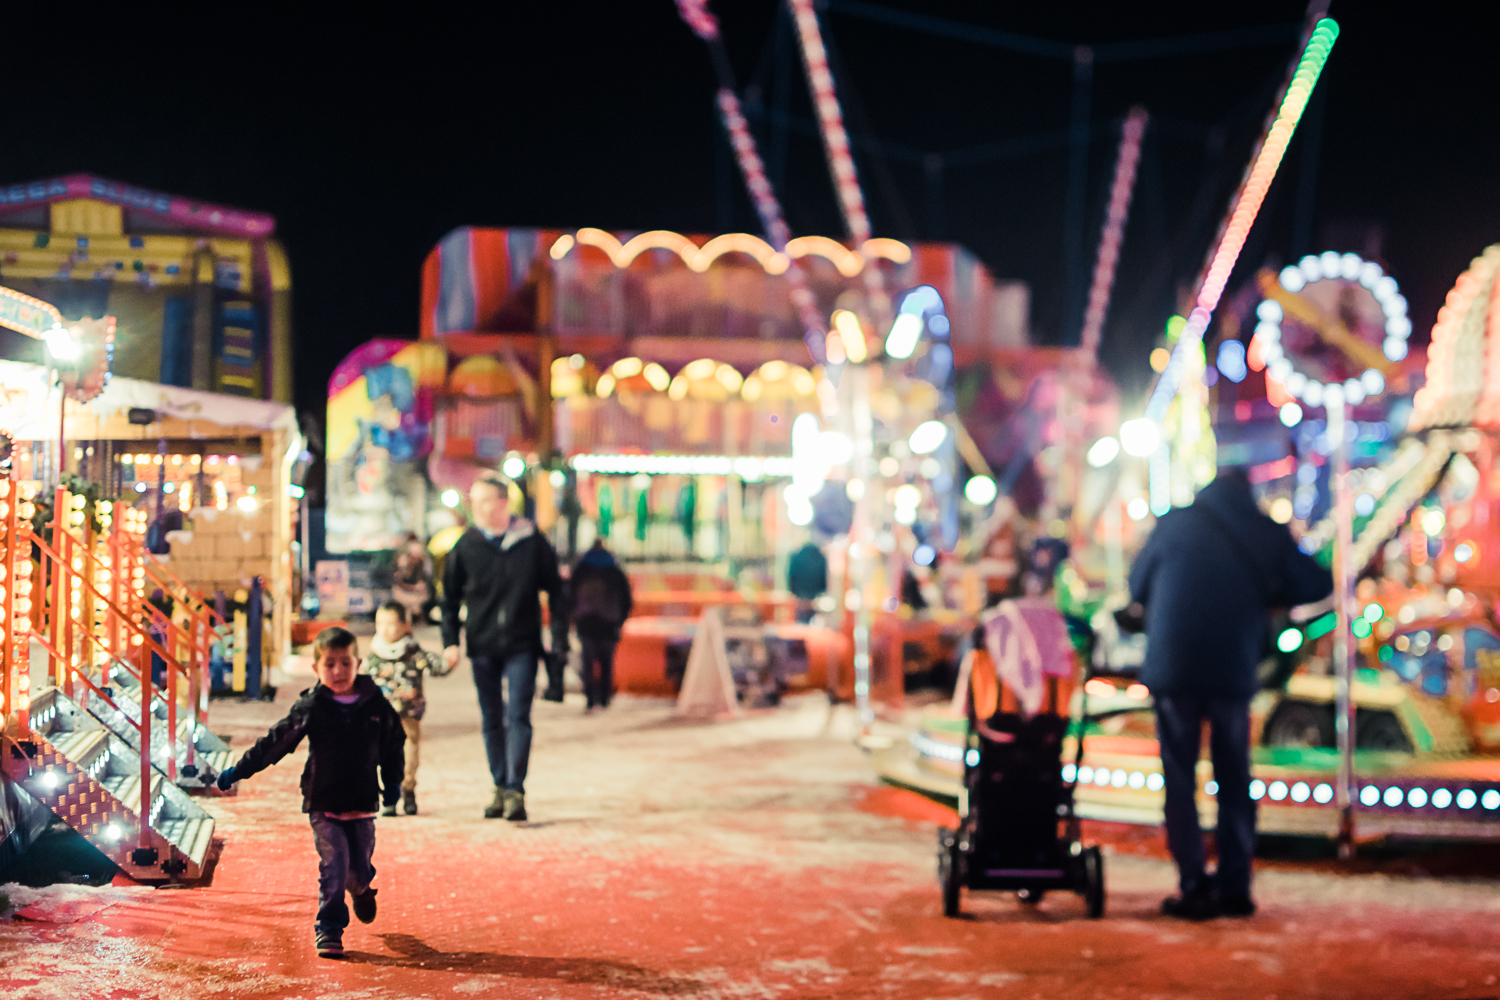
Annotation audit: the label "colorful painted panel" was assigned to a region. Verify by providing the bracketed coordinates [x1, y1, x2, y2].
[325, 340, 447, 553]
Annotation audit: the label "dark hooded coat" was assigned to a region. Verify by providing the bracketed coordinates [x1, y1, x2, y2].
[1128, 471, 1333, 699]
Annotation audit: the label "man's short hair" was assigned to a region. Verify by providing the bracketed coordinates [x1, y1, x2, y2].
[375, 600, 408, 622]
[473, 474, 522, 506]
[312, 626, 358, 661]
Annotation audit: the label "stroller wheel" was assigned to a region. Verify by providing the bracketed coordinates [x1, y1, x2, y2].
[937, 828, 962, 918]
[1016, 887, 1045, 905]
[1080, 846, 1105, 919]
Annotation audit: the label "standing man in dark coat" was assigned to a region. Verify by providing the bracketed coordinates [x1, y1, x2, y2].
[570, 539, 633, 712]
[442, 476, 569, 822]
[1129, 468, 1332, 919]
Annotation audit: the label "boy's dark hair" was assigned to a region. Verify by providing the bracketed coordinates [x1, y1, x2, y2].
[376, 600, 408, 622]
[312, 626, 358, 661]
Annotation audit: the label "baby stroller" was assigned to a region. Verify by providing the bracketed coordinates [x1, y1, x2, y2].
[937, 607, 1104, 918]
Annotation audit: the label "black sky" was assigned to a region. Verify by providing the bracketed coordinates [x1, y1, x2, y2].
[3, 2, 1495, 418]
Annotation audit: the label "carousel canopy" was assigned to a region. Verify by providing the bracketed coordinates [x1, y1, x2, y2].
[419, 226, 1031, 366]
[1412, 243, 1500, 430]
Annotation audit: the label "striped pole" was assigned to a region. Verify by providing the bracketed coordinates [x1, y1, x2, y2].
[1077, 108, 1150, 361]
[1145, 17, 1340, 423]
[675, 0, 828, 362]
[786, 0, 892, 325]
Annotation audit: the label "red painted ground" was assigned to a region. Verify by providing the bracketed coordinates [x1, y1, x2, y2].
[3, 641, 1500, 999]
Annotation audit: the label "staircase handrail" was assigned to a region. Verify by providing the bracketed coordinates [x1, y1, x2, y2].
[115, 529, 223, 742]
[29, 528, 177, 848]
[125, 535, 229, 630]
[43, 522, 202, 773]
[27, 627, 136, 724]
[137, 600, 208, 769]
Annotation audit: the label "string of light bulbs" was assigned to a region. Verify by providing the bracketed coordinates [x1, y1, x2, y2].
[1145, 17, 1340, 423]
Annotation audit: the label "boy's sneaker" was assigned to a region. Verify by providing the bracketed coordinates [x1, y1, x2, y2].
[351, 887, 378, 924]
[315, 930, 344, 958]
[503, 790, 527, 822]
[380, 802, 398, 817]
[402, 790, 417, 815]
[484, 786, 506, 819]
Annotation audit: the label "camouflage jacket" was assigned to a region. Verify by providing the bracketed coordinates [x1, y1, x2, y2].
[361, 637, 449, 720]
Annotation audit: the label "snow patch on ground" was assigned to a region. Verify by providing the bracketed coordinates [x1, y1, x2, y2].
[1, 881, 155, 921]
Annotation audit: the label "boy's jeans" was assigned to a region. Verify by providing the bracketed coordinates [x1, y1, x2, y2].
[309, 813, 376, 936]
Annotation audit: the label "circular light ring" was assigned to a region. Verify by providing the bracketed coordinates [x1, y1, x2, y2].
[1264, 251, 1406, 407]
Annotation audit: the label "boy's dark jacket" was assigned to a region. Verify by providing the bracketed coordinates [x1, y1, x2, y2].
[441, 518, 568, 659]
[230, 675, 405, 814]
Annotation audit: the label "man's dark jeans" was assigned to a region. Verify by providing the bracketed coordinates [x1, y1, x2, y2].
[1154, 694, 1256, 900]
[472, 652, 536, 792]
[579, 636, 616, 708]
[309, 813, 376, 936]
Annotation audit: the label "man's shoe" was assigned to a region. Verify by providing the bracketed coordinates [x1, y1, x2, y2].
[351, 887, 377, 924]
[542, 686, 565, 703]
[484, 786, 506, 819]
[380, 802, 398, 817]
[315, 931, 344, 958]
[402, 790, 418, 816]
[503, 790, 527, 822]
[1219, 894, 1256, 917]
[1161, 890, 1219, 921]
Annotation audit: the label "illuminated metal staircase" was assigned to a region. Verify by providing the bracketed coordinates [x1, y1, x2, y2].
[2, 481, 236, 882]
[79, 662, 235, 792]
[8, 687, 216, 880]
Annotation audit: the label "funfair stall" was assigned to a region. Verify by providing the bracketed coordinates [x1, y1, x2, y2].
[0, 359, 300, 673]
[326, 226, 1116, 703]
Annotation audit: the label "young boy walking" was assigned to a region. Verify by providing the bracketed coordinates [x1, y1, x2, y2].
[216, 626, 405, 958]
[364, 601, 450, 815]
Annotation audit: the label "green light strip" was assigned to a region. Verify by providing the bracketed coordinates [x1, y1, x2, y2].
[1304, 611, 1339, 640]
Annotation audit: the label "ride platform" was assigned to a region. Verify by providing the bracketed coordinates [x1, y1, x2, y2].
[877, 707, 1500, 841]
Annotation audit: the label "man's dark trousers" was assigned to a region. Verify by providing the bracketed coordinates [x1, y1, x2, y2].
[1154, 694, 1256, 900]
[579, 636, 616, 708]
[472, 652, 536, 791]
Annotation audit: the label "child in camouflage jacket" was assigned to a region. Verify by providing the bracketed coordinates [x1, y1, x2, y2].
[363, 601, 450, 815]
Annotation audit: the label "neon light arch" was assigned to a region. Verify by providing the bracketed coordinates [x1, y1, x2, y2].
[1256, 251, 1405, 408]
[557, 227, 909, 279]
[786, 235, 863, 276]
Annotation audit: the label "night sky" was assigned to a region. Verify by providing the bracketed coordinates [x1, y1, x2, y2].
[4, 2, 1494, 421]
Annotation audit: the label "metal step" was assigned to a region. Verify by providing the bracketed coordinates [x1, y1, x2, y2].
[21, 687, 218, 880]
[65, 670, 233, 792]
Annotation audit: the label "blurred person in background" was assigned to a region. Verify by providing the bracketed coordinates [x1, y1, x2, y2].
[1129, 467, 1332, 920]
[391, 533, 433, 624]
[570, 538, 633, 712]
[787, 540, 827, 624]
[441, 476, 568, 822]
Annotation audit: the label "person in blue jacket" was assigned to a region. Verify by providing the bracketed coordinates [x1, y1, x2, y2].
[1129, 467, 1332, 920]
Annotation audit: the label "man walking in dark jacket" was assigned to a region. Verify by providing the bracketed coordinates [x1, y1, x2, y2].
[1129, 468, 1332, 919]
[442, 475, 569, 821]
[570, 539, 633, 711]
